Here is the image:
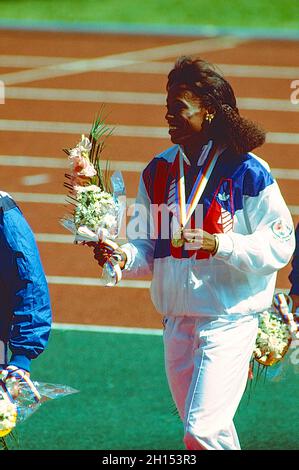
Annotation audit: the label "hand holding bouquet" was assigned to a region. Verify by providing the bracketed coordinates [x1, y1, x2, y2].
[0, 366, 77, 449]
[254, 293, 299, 367]
[61, 111, 126, 286]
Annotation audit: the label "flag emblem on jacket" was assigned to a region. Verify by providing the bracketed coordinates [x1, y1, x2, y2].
[216, 181, 234, 233]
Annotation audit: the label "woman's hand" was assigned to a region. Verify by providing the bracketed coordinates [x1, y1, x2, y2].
[85, 241, 127, 270]
[182, 228, 218, 254]
[0, 366, 30, 399]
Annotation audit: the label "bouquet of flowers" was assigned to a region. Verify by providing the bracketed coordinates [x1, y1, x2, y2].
[0, 367, 77, 450]
[60, 111, 126, 286]
[254, 311, 291, 366]
[0, 392, 17, 439]
[253, 293, 299, 367]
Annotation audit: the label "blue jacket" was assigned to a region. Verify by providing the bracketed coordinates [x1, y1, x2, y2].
[289, 223, 299, 295]
[0, 193, 52, 371]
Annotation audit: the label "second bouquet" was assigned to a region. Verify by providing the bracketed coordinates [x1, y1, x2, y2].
[61, 112, 126, 286]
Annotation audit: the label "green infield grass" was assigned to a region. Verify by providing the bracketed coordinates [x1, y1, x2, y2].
[0, 0, 298, 31]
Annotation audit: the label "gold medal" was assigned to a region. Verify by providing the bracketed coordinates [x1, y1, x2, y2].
[171, 230, 184, 248]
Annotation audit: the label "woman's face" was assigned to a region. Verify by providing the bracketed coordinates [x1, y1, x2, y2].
[165, 85, 207, 146]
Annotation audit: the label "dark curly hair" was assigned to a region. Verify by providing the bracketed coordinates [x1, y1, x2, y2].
[167, 56, 266, 155]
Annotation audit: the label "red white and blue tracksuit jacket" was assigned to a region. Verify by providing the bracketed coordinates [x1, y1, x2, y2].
[122, 144, 295, 318]
[0, 192, 52, 371]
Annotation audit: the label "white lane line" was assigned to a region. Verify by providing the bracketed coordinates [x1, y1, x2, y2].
[35, 233, 75, 243]
[0, 119, 168, 138]
[288, 205, 299, 216]
[0, 59, 141, 85]
[2, 55, 298, 81]
[0, 37, 245, 85]
[0, 155, 67, 168]
[11, 191, 65, 203]
[52, 322, 163, 336]
[271, 168, 299, 180]
[47, 275, 151, 289]
[237, 97, 298, 112]
[2, 119, 299, 143]
[4, 86, 299, 112]
[21, 173, 51, 186]
[200, 63, 299, 80]
[11, 191, 136, 206]
[115, 61, 299, 79]
[222, 64, 299, 79]
[0, 55, 76, 67]
[3, 56, 299, 80]
[267, 132, 299, 145]
[0, 155, 146, 172]
[5, 86, 165, 105]
[1, 155, 299, 181]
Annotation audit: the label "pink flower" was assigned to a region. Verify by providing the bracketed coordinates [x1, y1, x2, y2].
[70, 154, 97, 177]
[70, 154, 84, 172]
[78, 160, 97, 177]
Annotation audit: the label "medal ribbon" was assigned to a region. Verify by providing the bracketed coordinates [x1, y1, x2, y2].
[176, 143, 220, 230]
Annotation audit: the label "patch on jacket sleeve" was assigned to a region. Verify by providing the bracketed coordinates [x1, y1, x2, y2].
[271, 218, 293, 241]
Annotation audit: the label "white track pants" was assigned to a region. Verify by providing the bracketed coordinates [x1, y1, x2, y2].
[163, 314, 258, 450]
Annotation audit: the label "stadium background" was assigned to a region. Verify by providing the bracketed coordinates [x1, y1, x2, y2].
[0, 0, 298, 450]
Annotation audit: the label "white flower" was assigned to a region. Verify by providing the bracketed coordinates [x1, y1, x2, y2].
[74, 188, 119, 237]
[69, 147, 81, 159]
[0, 397, 17, 431]
[102, 214, 117, 227]
[78, 135, 92, 153]
[79, 185, 102, 193]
